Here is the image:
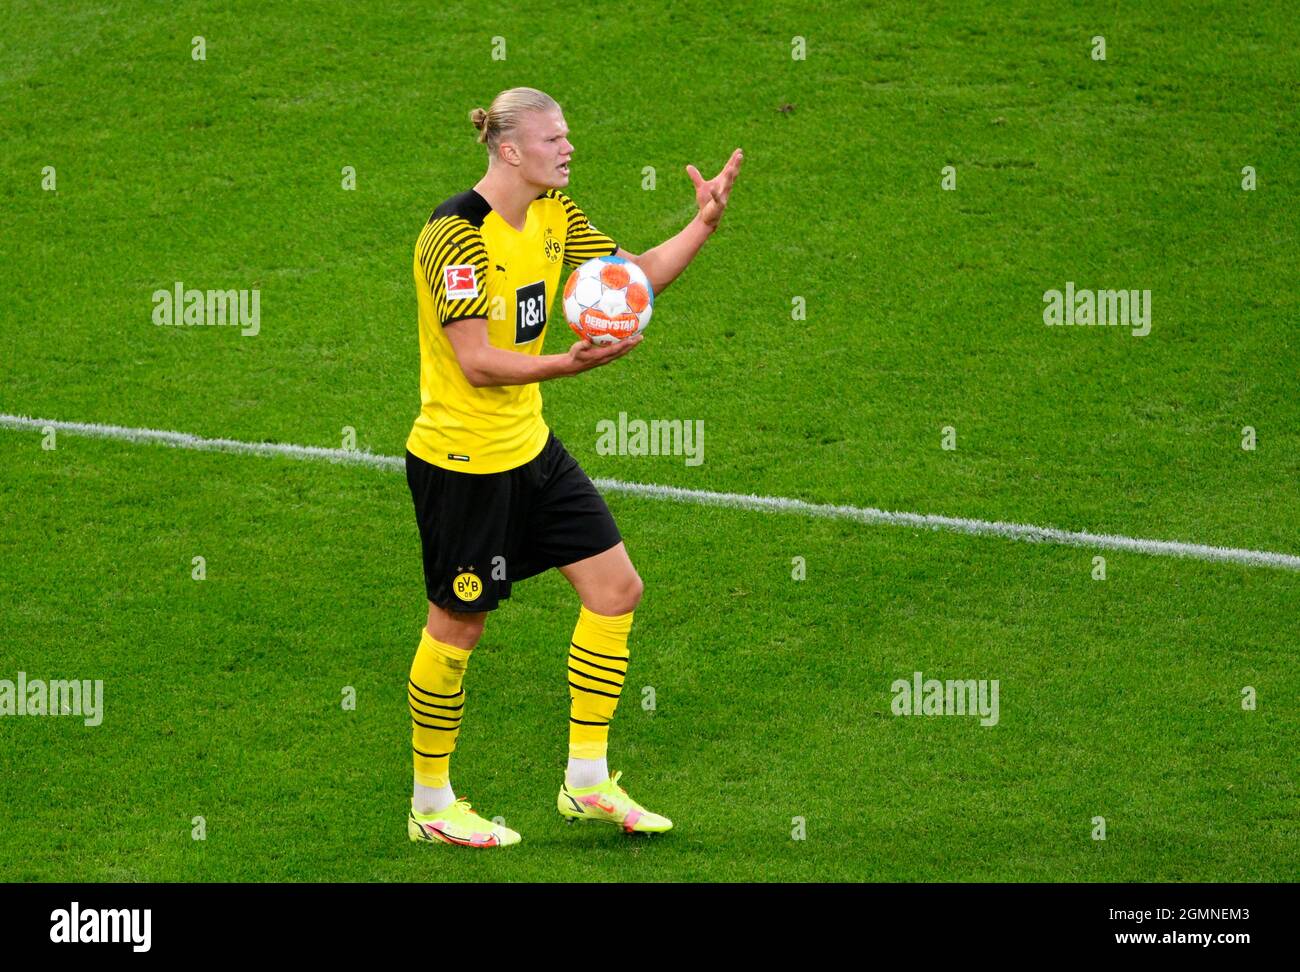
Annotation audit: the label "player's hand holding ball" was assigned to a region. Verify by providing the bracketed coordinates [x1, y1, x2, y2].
[566, 331, 643, 374]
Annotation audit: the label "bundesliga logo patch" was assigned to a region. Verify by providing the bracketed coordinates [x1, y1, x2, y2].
[444, 264, 479, 301]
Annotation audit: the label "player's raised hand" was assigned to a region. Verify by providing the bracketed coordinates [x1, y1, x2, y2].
[566, 333, 643, 374]
[686, 148, 744, 228]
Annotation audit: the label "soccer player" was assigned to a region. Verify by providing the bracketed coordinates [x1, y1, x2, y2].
[404, 87, 743, 848]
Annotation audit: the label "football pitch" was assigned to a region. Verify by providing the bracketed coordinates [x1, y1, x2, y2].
[2, 1, 1297, 882]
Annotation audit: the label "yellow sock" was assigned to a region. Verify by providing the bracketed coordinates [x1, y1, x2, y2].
[409, 629, 470, 788]
[568, 606, 633, 760]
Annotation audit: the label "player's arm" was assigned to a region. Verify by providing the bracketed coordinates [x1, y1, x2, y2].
[424, 216, 640, 388]
[614, 221, 709, 297]
[618, 148, 744, 296]
[444, 317, 641, 388]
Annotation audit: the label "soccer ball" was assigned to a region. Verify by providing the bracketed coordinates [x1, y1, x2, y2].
[562, 255, 654, 346]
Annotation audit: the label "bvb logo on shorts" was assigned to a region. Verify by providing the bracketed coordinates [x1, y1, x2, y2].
[452, 571, 483, 603]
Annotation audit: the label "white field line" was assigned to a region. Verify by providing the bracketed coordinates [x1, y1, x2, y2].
[3, 412, 1299, 573]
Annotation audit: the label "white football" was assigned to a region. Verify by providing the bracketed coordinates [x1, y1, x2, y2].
[562, 255, 654, 346]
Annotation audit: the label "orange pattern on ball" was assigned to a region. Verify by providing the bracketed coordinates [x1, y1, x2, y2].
[599, 264, 631, 289]
[625, 283, 649, 313]
[579, 308, 640, 341]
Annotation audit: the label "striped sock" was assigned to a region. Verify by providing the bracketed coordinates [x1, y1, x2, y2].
[409, 629, 470, 801]
[567, 606, 633, 764]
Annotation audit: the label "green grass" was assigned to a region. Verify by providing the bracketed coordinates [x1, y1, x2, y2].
[1, 0, 1297, 881]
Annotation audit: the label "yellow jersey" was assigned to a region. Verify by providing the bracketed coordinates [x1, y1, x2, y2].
[405, 187, 618, 474]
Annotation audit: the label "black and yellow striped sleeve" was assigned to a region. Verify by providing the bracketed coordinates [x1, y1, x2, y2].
[416, 215, 491, 325]
[554, 191, 619, 267]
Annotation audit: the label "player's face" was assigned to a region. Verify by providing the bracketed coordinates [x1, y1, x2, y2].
[512, 109, 572, 188]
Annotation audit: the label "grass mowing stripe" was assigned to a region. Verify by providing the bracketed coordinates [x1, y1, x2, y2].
[4, 411, 1299, 573]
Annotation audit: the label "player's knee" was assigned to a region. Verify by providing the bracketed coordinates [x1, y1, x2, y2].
[604, 572, 643, 615]
[430, 620, 484, 652]
[427, 603, 485, 650]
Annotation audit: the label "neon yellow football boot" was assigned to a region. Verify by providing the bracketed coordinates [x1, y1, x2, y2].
[557, 771, 673, 833]
[408, 798, 521, 848]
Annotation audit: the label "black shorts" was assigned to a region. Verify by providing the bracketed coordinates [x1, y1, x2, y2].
[406, 431, 622, 613]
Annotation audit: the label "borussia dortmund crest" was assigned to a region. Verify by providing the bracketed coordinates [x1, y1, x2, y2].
[452, 570, 483, 602]
[543, 227, 562, 263]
